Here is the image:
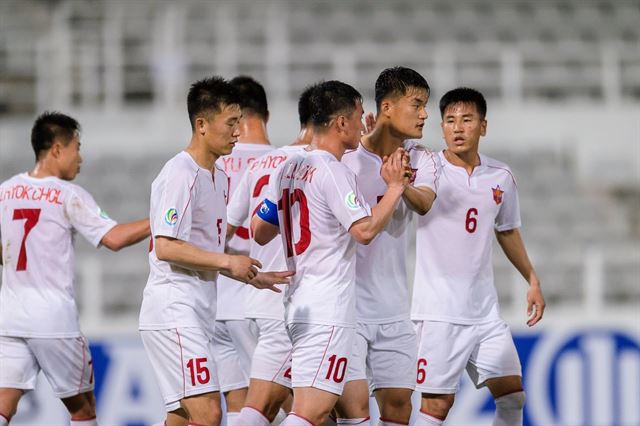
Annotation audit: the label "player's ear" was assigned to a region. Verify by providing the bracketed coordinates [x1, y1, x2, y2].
[336, 115, 347, 133]
[480, 119, 487, 136]
[50, 140, 62, 159]
[195, 116, 207, 136]
[381, 99, 392, 117]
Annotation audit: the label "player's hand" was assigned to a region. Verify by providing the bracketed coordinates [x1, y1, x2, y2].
[249, 270, 295, 292]
[363, 112, 376, 135]
[227, 254, 261, 283]
[381, 148, 408, 190]
[526, 282, 545, 327]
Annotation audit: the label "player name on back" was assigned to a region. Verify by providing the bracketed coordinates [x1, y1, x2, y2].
[0, 183, 63, 204]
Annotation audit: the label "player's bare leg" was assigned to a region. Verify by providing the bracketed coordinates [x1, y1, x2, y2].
[166, 408, 189, 426]
[334, 379, 369, 423]
[224, 387, 247, 424]
[181, 392, 222, 426]
[283, 387, 340, 425]
[61, 391, 97, 424]
[485, 375, 525, 426]
[0, 388, 22, 425]
[416, 393, 454, 425]
[242, 378, 290, 421]
[374, 388, 412, 425]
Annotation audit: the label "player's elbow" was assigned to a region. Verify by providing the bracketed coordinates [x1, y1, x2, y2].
[351, 228, 375, 245]
[251, 216, 278, 246]
[100, 229, 126, 252]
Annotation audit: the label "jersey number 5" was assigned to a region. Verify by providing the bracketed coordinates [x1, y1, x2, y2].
[12, 208, 41, 271]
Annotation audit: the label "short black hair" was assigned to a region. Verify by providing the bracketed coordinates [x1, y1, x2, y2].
[31, 111, 80, 160]
[297, 83, 319, 127]
[375, 66, 430, 111]
[439, 87, 487, 119]
[187, 76, 241, 130]
[230, 75, 269, 120]
[309, 80, 362, 130]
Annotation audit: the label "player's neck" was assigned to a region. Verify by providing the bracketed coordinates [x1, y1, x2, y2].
[238, 118, 270, 145]
[313, 134, 345, 161]
[29, 160, 61, 179]
[364, 122, 405, 158]
[290, 127, 312, 146]
[444, 149, 480, 175]
[185, 141, 217, 172]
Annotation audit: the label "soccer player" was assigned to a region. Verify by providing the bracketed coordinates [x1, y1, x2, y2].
[227, 83, 318, 426]
[214, 75, 274, 424]
[337, 67, 437, 426]
[138, 76, 291, 426]
[252, 80, 409, 426]
[0, 112, 150, 426]
[411, 88, 546, 426]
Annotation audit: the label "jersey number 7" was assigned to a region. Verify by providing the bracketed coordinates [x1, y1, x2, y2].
[12, 208, 41, 271]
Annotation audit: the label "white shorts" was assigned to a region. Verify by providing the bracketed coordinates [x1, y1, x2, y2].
[249, 318, 292, 388]
[348, 320, 417, 393]
[287, 323, 354, 395]
[213, 319, 257, 392]
[414, 319, 522, 394]
[0, 335, 94, 398]
[140, 328, 220, 411]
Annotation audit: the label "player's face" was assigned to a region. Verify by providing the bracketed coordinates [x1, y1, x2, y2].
[441, 102, 486, 156]
[344, 100, 365, 150]
[57, 134, 82, 181]
[205, 104, 242, 157]
[387, 87, 428, 139]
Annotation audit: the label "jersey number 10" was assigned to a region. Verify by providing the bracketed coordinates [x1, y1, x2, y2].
[278, 188, 311, 257]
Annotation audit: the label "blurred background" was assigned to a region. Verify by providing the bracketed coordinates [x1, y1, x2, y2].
[0, 0, 638, 424]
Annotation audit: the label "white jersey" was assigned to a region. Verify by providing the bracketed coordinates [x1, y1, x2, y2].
[411, 151, 521, 324]
[139, 151, 229, 336]
[227, 145, 307, 320]
[266, 150, 371, 327]
[0, 173, 116, 337]
[341, 140, 438, 323]
[216, 143, 273, 320]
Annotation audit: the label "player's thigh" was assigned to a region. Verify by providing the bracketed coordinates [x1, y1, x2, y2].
[287, 323, 354, 396]
[368, 320, 417, 392]
[0, 336, 39, 394]
[0, 387, 23, 419]
[250, 319, 292, 388]
[212, 321, 249, 393]
[141, 328, 219, 407]
[466, 320, 522, 390]
[414, 320, 477, 394]
[28, 336, 94, 399]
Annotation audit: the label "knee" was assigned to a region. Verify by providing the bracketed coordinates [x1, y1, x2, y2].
[495, 391, 525, 410]
[421, 394, 455, 419]
[64, 392, 97, 420]
[380, 396, 412, 419]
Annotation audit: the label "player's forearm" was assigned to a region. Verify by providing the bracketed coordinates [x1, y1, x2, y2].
[402, 186, 436, 215]
[352, 185, 404, 244]
[496, 229, 539, 286]
[155, 237, 231, 273]
[101, 218, 151, 251]
[226, 223, 237, 241]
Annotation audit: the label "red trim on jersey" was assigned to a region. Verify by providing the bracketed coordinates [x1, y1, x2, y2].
[419, 409, 446, 421]
[311, 326, 335, 387]
[428, 150, 439, 193]
[486, 165, 517, 187]
[379, 417, 408, 425]
[244, 406, 271, 421]
[70, 415, 97, 421]
[290, 412, 317, 426]
[77, 337, 87, 394]
[272, 348, 293, 382]
[175, 329, 186, 395]
[175, 171, 200, 235]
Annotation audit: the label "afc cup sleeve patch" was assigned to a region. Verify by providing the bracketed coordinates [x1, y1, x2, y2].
[344, 191, 363, 210]
[164, 208, 179, 226]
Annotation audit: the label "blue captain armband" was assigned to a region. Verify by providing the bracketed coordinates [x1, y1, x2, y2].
[257, 199, 279, 226]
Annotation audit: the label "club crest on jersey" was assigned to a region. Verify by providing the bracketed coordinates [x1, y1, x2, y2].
[492, 185, 504, 205]
[98, 207, 111, 220]
[164, 208, 178, 225]
[345, 191, 362, 210]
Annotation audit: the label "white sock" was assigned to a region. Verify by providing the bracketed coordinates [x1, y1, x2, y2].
[70, 418, 99, 426]
[226, 411, 241, 426]
[378, 419, 408, 426]
[337, 417, 370, 425]
[0, 413, 8, 426]
[280, 413, 314, 426]
[493, 391, 525, 426]
[272, 408, 288, 425]
[150, 423, 164, 426]
[237, 406, 270, 426]
[415, 411, 443, 426]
